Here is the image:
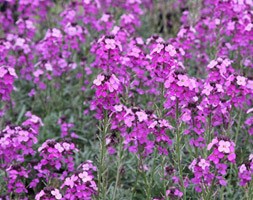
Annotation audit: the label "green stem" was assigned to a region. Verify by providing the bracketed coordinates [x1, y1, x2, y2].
[235, 109, 243, 145]
[175, 99, 186, 200]
[131, 141, 144, 200]
[131, 157, 140, 200]
[97, 110, 109, 200]
[112, 134, 124, 200]
[204, 170, 217, 200]
[161, 156, 167, 197]
[146, 149, 157, 199]
[208, 113, 212, 143]
[247, 180, 253, 200]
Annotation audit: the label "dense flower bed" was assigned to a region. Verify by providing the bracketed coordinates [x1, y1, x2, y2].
[0, 0, 252, 199]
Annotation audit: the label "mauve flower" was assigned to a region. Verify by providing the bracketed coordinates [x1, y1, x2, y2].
[62, 142, 71, 151]
[105, 38, 116, 49]
[65, 175, 78, 188]
[216, 163, 227, 175]
[181, 111, 191, 122]
[114, 104, 123, 112]
[136, 111, 148, 122]
[148, 121, 158, 129]
[198, 159, 210, 170]
[245, 23, 253, 31]
[218, 140, 231, 154]
[165, 44, 176, 56]
[151, 43, 164, 55]
[93, 74, 105, 86]
[202, 84, 213, 96]
[78, 171, 92, 182]
[177, 74, 190, 87]
[207, 138, 218, 150]
[35, 190, 45, 200]
[236, 76, 247, 86]
[227, 153, 236, 162]
[239, 164, 247, 173]
[51, 189, 62, 200]
[107, 74, 120, 92]
[55, 143, 64, 153]
[0, 67, 8, 77]
[129, 47, 141, 58]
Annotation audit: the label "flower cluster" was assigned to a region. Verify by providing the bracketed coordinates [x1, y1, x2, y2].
[207, 137, 236, 164]
[6, 164, 29, 194]
[0, 65, 17, 101]
[61, 161, 97, 199]
[92, 73, 121, 119]
[57, 117, 77, 138]
[0, 0, 253, 199]
[189, 137, 236, 192]
[0, 125, 37, 168]
[238, 154, 253, 186]
[34, 139, 78, 182]
[109, 104, 173, 156]
[35, 187, 62, 200]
